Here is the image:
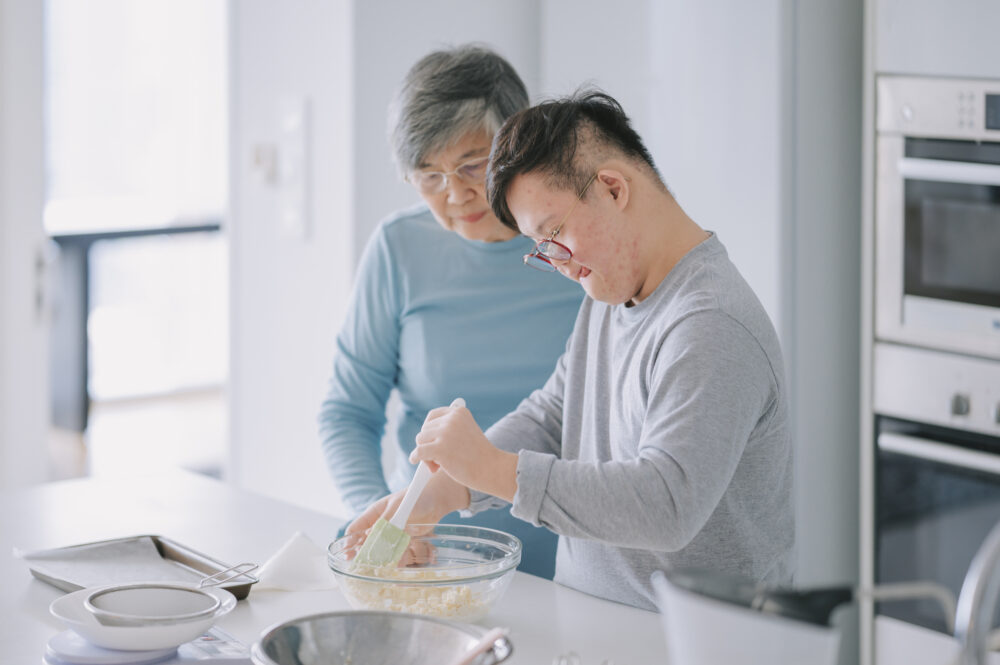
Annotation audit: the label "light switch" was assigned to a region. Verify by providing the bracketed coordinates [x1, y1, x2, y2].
[277, 96, 310, 240]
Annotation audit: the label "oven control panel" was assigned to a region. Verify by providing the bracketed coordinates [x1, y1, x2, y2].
[874, 342, 1000, 437]
[878, 75, 1000, 140]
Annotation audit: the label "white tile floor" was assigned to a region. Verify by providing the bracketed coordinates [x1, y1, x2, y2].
[48, 388, 227, 481]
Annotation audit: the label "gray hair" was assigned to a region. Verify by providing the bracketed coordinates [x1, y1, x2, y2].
[388, 44, 529, 175]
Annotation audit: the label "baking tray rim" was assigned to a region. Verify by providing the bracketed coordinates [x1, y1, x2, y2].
[24, 533, 258, 600]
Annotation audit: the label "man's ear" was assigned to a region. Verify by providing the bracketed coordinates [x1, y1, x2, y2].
[597, 168, 630, 211]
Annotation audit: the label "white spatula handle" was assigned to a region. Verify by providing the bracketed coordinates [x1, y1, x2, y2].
[389, 397, 465, 530]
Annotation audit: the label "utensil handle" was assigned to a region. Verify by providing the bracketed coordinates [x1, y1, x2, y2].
[449, 627, 510, 665]
[198, 562, 259, 588]
[389, 397, 465, 530]
[390, 462, 432, 529]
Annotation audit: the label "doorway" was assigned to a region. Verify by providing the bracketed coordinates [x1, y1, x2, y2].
[44, 0, 229, 480]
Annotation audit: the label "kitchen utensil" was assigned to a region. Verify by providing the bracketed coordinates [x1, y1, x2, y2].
[651, 568, 848, 665]
[352, 397, 465, 569]
[250, 611, 513, 665]
[449, 627, 511, 665]
[85, 583, 221, 627]
[328, 523, 521, 621]
[50, 585, 237, 651]
[19, 534, 260, 600]
[43, 625, 249, 665]
[83, 562, 257, 627]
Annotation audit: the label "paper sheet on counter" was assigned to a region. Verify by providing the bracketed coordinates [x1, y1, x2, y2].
[15, 536, 204, 588]
[254, 531, 337, 591]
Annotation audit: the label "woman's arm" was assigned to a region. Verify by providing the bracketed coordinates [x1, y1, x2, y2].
[318, 227, 401, 513]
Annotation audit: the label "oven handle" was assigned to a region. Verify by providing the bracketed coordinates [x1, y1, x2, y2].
[898, 157, 1000, 186]
[879, 432, 1000, 476]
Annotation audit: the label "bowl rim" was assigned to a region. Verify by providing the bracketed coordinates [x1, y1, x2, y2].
[84, 582, 222, 626]
[50, 585, 236, 651]
[251, 609, 491, 665]
[327, 523, 522, 584]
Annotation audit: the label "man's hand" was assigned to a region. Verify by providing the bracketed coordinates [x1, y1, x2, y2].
[410, 402, 519, 502]
[344, 470, 471, 537]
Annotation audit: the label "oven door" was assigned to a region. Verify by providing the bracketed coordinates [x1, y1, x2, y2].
[875, 136, 1000, 359]
[875, 416, 1000, 634]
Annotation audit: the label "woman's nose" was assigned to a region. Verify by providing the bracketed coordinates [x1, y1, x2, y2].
[445, 177, 476, 205]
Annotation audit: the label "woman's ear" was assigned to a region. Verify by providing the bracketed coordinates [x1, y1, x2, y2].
[597, 168, 630, 211]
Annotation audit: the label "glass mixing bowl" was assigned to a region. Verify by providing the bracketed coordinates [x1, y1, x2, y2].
[327, 524, 521, 622]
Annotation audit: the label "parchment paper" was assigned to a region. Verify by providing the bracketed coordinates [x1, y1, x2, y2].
[15, 536, 205, 588]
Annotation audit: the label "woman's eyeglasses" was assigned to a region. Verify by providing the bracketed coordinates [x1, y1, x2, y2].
[408, 157, 489, 195]
[523, 174, 597, 272]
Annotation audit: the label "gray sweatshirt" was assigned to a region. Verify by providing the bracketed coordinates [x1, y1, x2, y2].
[469, 233, 795, 610]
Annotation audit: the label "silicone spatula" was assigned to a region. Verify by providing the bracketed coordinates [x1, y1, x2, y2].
[352, 398, 465, 568]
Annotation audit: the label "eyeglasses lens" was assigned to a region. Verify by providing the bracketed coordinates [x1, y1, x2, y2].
[536, 241, 571, 262]
[523, 253, 557, 272]
[412, 158, 488, 195]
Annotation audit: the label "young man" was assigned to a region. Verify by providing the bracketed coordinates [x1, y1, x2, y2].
[347, 91, 795, 610]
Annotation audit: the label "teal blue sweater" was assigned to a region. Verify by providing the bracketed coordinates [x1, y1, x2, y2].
[319, 204, 583, 574]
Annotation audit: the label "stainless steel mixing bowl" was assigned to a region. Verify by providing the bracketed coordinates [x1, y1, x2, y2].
[250, 610, 513, 665]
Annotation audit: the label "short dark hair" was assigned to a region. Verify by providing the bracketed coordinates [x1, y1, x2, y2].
[487, 90, 661, 231]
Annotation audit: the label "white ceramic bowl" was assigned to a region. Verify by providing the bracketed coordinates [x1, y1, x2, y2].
[651, 571, 841, 665]
[50, 585, 236, 651]
[85, 583, 221, 626]
[327, 524, 521, 622]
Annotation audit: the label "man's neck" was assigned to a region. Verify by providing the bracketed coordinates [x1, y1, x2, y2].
[629, 192, 708, 306]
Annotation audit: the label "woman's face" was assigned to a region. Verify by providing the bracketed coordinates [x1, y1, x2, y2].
[413, 129, 517, 243]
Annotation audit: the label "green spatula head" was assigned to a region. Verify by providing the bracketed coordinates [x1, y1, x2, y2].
[352, 517, 410, 569]
[351, 398, 465, 571]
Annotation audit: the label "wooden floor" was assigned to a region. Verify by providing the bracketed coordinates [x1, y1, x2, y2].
[47, 388, 226, 481]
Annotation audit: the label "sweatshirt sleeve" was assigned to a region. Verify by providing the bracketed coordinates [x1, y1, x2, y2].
[318, 226, 401, 514]
[464, 340, 570, 515]
[509, 311, 777, 550]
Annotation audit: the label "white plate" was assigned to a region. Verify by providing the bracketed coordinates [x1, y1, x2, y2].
[50, 585, 236, 651]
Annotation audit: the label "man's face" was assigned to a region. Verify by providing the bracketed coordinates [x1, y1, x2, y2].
[507, 171, 643, 305]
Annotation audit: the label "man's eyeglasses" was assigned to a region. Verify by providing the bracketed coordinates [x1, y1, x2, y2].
[523, 174, 598, 272]
[408, 156, 489, 195]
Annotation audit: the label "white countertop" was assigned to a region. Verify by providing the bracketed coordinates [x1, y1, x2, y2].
[0, 470, 664, 663]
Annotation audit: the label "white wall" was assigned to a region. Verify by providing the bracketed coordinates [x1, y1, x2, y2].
[227, 0, 354, 517]
[539, 0, 652, 130]
[874, 0, 1000, 78]
[228, 1, 542, 518]
[0, 0, 49, 490]
[351, 0, 542, 262]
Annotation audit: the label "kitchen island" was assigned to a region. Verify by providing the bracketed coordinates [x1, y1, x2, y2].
[0, 469, 664, 663]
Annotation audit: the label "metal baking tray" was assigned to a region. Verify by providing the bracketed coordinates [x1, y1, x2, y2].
[23, 534, 258, 600]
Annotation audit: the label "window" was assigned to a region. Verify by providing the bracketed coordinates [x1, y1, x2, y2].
[45, 0, 229, 478]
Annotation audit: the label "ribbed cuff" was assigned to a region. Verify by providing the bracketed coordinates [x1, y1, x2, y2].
[461, 489, 507, 517]
[509, 449, 555, 526]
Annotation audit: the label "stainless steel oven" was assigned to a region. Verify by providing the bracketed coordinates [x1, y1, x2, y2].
[875, 75, 1000, 360]
[873, 75, 1000, 645]
[875, 413, 1000, 633]
[872, 311, 1000, 636]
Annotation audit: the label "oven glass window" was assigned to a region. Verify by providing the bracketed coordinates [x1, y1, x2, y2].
[903, 139, 1000, 308]
[876, 419, 1000, 633]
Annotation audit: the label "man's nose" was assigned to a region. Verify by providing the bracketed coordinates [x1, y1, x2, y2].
[554, 258, 574, 278]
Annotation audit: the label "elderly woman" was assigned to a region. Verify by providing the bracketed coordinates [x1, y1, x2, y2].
[318, 45, 583, 579]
